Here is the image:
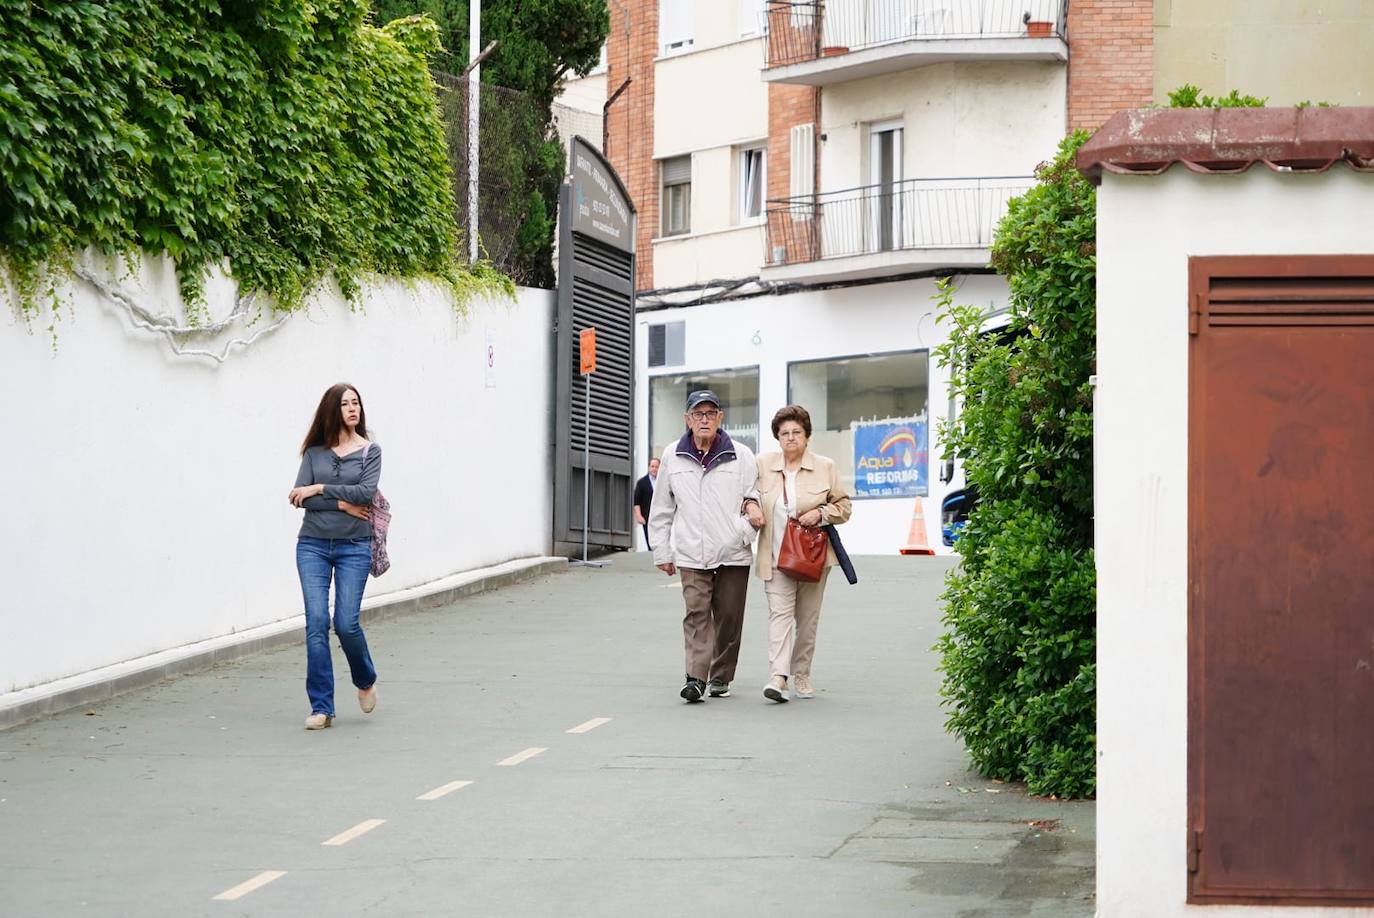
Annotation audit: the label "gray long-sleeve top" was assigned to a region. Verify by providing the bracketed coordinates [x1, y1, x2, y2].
[294, 443, 382, 540]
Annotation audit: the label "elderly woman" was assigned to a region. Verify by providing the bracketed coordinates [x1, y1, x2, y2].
[754, 405, 852, 702]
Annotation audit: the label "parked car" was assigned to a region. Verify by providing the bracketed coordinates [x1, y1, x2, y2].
[941, 487, 978, 547]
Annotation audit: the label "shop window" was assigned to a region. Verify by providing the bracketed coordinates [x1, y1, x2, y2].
[787, 350, 929, 499]
[649, 366, 760, 458]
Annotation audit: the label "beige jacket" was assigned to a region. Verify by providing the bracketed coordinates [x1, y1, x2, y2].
[648, 434, 760, 570]
[754, 450, 853, 581]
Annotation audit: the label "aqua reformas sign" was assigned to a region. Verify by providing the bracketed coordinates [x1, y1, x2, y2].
[853, 420, 928, 498]
[570, 137, 632, 252]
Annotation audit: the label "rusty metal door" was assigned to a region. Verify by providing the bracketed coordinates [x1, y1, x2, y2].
[1188, 255, 1374, 905]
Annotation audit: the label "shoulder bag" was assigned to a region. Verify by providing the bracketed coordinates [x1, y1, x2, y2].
[776, 476, 827, 583]
[362, 443, 391, 577]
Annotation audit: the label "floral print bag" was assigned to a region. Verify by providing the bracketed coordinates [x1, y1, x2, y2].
[363, 442, 391, 577]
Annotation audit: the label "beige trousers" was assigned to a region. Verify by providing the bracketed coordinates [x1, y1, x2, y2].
[763, 568, 831, 679]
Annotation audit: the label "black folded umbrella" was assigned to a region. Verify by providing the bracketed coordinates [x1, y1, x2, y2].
[822, 524, 858, 585]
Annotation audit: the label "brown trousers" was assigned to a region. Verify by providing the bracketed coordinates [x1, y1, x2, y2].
[678, 566, 750, 683]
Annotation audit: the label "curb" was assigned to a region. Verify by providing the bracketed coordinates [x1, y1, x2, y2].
[0, 556, 568, 732]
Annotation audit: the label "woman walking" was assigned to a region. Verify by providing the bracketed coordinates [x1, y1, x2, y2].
[755, 405, 852, 703]
[287, 383, 382, 730]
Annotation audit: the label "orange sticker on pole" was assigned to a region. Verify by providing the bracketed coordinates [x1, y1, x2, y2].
[579, 327, 597, 375]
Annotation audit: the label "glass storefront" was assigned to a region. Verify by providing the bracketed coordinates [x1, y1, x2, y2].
[787, 350, 929, 499]
[648, 366, 760, 458]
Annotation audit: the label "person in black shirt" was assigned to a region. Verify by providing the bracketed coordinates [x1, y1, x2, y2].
[632, 457, 660, 549]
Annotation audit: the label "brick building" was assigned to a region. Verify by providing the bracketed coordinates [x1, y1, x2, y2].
[562, 0, 1153, 553]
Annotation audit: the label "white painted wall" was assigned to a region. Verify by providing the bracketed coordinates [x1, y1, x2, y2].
[821, 61, 1066, 189]
[0, 255, 554, 696]
[654, 226, 766, 289]
[1095, 166, 1374, 917]
[635, 272, 1010, 554]
[655, 39, 768, 159]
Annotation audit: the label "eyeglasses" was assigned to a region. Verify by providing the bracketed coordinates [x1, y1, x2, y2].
[688, 410, 721, 421]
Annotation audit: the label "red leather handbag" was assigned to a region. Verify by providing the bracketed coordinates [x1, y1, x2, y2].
[776, 478, 827, 582]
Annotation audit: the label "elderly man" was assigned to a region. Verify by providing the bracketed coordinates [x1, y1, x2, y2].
[648, 390, 765, 703]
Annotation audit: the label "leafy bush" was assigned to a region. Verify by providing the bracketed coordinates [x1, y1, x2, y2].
[933, 131, 1097, 798]
[0, 0, 510, 321]
[1166, 84, 1268, 108]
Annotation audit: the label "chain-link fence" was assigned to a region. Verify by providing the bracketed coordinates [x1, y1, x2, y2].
[433, 73, 555, 285]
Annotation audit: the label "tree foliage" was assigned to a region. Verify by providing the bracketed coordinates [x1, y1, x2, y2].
[933, 131, 1097, 798]
[0, 0, 510, 323]
[373, 0, 608, 284]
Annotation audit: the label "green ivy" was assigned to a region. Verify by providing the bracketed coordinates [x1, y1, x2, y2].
[1166, 84, 1268, 108]
[933, 131, 1098, 798]
[0, 0, 510, 323]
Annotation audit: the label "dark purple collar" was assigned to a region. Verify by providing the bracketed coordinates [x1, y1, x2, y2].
[676, 429, 737, 472]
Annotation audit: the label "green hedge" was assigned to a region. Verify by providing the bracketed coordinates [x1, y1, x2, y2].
[933, 131, 1097, 798]
[0, 0, 509, 320]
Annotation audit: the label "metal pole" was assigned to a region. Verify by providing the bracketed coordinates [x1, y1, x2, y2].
[582, 372, 591, 563]
[573, 371, 607, 568]
[468, 0, 481, 264]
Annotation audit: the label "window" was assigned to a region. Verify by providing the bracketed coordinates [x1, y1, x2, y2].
[867, 121, 904, 252]
[738, 146, 766, 222]
[660, 0, 694, 54]
[649, 367, 760, 458]
[647, 321, 686, 368]
[738, 0, 765, 36]
[787, 350, 929, 499]
[661, 156, 691, 237]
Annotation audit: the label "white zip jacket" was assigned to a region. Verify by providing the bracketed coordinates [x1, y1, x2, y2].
[648, 432, 760, 570]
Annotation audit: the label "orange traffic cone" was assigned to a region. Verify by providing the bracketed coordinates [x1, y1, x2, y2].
[899, 498, 936, 555]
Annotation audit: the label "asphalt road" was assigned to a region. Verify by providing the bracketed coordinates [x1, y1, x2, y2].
[0, 554, 1094, 917]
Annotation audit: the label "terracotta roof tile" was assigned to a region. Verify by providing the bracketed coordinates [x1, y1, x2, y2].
[1076, 107, 1374, 184]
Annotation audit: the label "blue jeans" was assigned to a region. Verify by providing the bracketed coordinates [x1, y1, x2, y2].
[296, 537, 377, 716]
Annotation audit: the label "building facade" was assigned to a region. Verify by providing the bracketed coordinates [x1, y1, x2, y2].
[564, 0, 1152, 553]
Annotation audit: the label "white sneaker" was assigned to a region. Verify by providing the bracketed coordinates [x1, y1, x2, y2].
[793, 674, 815, 699]
[763, 676, 789, 703]
[304, 713, 333, 730]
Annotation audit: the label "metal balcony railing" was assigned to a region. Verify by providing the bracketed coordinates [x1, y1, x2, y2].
[764, 176, 1035, 266]
[764, 0, 1066, 69]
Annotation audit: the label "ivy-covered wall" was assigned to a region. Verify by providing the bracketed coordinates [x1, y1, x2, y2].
[0, 0, 506, 319]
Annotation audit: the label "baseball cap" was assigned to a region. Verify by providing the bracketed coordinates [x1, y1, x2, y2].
[685, 389, 722, 411]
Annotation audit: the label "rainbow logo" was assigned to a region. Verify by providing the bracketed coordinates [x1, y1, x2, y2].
[878, 429, 919, 468]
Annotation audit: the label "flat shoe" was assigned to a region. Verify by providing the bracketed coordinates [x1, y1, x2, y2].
[763, 677, 789, 703]
[304, 713, 333, 730]
[359, 686, 377, 714]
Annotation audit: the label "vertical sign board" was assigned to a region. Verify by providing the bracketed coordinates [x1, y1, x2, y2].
[552, 137, 636, 556]
[580, 328, 597, 375]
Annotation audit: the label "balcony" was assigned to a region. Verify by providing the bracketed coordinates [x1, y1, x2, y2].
[762, 0, 1067, 86]
[761, 176, 1034, 283]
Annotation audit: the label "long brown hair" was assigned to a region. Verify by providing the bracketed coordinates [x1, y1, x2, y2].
[300, 383, 368, 454]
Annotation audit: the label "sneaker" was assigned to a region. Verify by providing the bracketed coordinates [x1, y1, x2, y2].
[763, 676, 789, 703]
[358, 685, 377, 714]
[304, 713, 333, 730]
[793, 674, 815, 699]
[680, 677, 707, 703]
[707, 680, 731, 698]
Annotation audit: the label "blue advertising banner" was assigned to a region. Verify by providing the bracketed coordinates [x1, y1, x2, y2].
[853, 420, 928, 499]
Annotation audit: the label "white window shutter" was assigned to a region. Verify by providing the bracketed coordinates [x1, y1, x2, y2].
[789, 124, 814, 199]
[662, 0, 695, 52]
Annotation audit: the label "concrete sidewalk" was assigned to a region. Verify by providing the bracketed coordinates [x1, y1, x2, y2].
[0, 554, 1094, 917]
